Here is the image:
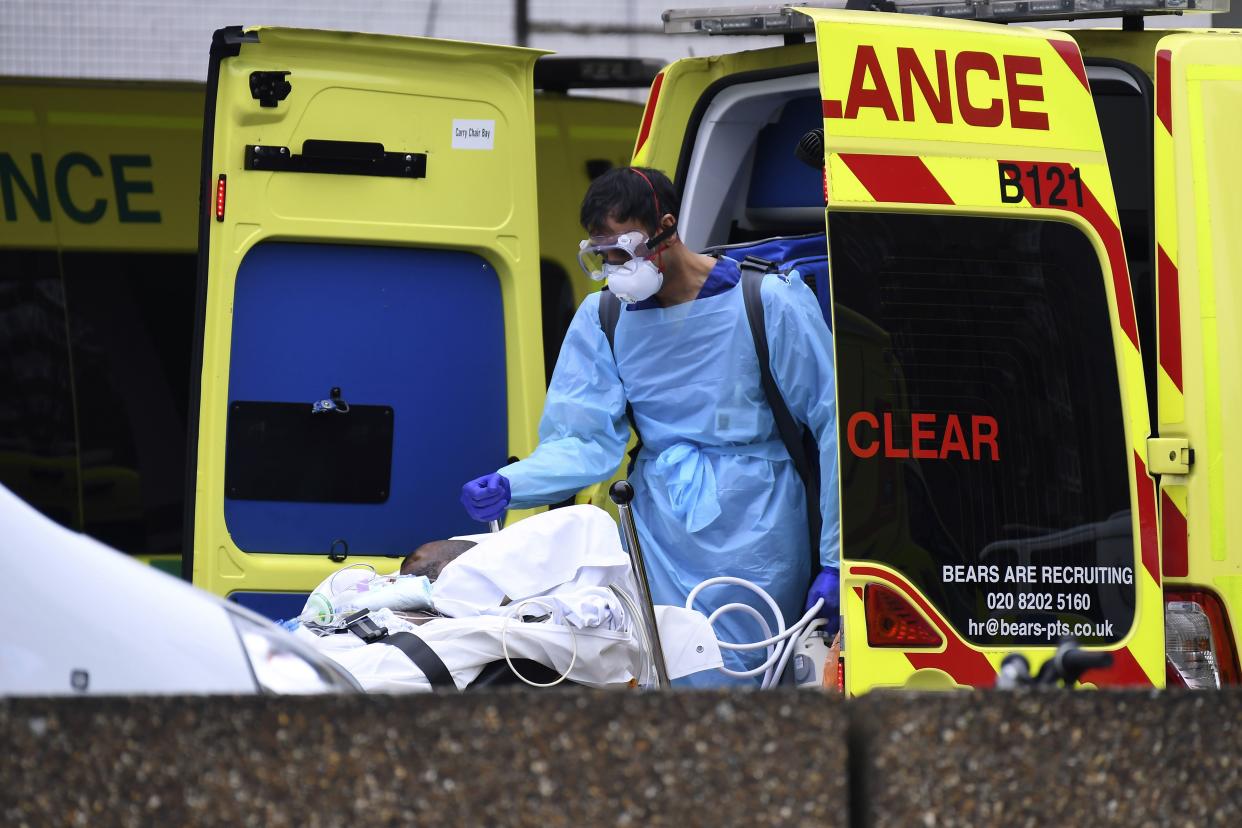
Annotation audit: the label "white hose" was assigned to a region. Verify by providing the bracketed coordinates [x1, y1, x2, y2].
[499, 598, 579, 688]
[687, 576, 826, 689]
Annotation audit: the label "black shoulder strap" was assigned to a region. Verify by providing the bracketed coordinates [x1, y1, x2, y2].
[740, 269, 823, 568]
[384, 631, 457, 692]
[599, 287, 622, 352]
[598, 289, 642, 471]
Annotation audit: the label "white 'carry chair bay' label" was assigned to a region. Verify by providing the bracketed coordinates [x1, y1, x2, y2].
[452, 119, 495, 150]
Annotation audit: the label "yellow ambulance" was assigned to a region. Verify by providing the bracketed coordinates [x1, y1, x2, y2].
[0, 59, 648, 581]
[633, 2, 1241, 692]
[185, 4, 1240, 692]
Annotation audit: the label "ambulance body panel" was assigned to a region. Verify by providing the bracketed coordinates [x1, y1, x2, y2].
[188, 27, 547, 617]
[1149, 31, 1242, 683]
[533, 92, 643, 379]
[635, 5, 1209, 692]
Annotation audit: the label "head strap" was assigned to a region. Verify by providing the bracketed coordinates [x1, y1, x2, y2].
[628, 168, 676, 247]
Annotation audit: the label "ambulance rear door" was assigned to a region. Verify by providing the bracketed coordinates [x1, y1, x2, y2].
[1152, 31, 1242, 685]
[802, 8, 1163, 693]
[188, 27, 546, 616]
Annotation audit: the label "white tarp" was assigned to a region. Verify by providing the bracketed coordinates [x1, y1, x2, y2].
[300, 505, 722, 691]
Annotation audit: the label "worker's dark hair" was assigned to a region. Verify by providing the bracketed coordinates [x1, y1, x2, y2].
[579, 166, 680, 236]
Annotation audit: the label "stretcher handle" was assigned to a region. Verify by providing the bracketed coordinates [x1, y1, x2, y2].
[610, 481, 670, 688]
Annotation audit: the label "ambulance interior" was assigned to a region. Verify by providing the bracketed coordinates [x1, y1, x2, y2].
[673, 53, 1154, 646]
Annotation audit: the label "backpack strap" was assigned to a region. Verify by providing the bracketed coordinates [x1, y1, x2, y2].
[740, 270, 824, 572]
[598, 286, 622, 352]
[598, 289, 642, 472]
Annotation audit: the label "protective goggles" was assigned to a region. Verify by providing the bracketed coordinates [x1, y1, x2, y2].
[576, 225, 675, 281]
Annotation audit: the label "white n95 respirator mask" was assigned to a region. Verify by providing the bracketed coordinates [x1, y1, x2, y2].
[602, 258, 663, 304]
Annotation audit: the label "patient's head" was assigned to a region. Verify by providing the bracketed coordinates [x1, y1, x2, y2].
[400, 539, 477, 580]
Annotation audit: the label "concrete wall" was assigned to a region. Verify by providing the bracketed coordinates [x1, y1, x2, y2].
[3, 690, 1240, 827]
[854, 690, 1242, 827]
[0, 691, 848, 827]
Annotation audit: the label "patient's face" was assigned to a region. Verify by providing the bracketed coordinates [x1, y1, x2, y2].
[400, 539, 476, 580]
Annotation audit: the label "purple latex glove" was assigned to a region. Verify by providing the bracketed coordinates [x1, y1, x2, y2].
[805, 567, 841, 635]
[460, 472, 511, 522]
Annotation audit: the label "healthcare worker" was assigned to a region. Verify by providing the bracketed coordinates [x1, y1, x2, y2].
[460, 167, 839, 686]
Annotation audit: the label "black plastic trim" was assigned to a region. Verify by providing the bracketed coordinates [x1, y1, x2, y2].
[534, 56, 664, 93]
[672, 60, 818, 198]
[183, 26, 254, 581]
[1084, 56, 1156, 440]
[244, 141, 427, 179]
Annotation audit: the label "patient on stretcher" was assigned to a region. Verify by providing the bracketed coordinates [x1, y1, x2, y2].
[292, 505, 722, 692]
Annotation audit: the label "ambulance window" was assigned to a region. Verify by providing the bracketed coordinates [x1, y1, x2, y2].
[0, 250, 82, 530]
[61, 251, 196, 556]
[830, 213, 1135, 647]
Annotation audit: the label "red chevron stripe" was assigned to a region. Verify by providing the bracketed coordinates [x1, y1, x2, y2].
[999, 160, 1140, 351]
[1158, 244, 1183, 390]
[634, 71, 664, 156]
[1049, 38, 1090, 92]
[1135, 453, 1161, 586]
[1157, 50, 1173, 134]
[838, 153, 954, 206]
[1161, 490, 1188, 578]
[1082, 644, 1153, 687]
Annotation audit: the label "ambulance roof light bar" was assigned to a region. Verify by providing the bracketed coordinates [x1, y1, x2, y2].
[662, 0, 1227, 31]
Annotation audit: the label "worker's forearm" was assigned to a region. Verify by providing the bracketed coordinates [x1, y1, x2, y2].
[500, 436, 625, 508]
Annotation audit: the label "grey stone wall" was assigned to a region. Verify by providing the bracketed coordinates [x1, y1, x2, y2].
[4, 690, 1241, 827]
[1, 691, 848, 827]
[855, 690, 1242, 828]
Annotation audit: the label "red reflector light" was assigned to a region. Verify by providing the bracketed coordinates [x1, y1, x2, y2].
[865, 583, 942, 648]
[215, 174, 227, 222]
[1166, 588, 1241, 686]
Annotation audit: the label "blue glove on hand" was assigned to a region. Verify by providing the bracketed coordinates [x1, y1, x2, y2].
[460, 472, 511, 522]
[806, 567, 841, 635]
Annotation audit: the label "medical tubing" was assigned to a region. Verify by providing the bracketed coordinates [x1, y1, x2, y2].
[688, 576, 825, 687]
[707, 601, 819, 684]
[765, 602, 825, 690]
[705, 602, 781, 680]
[609, 584, 657, 689]
[688, 576, 785, 637]
[499, 598, 579, 689]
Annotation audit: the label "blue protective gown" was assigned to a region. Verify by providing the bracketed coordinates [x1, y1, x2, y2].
[498, 257, 840, 686]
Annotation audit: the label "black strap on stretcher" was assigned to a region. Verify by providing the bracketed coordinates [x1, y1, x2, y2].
[344, 610, 456, 692]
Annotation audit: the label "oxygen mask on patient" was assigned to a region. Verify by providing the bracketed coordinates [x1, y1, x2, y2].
[300, 563, 435, 627]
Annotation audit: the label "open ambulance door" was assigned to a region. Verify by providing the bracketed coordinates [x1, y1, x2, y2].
[1152, 32, 1242, 686]
[187, 27, 546, 618]
[801, 9, 1164, 693]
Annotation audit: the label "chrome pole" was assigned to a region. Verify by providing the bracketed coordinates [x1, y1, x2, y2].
[610, 480, 670, 688]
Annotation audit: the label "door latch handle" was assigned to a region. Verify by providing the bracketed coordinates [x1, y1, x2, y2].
[1147, 437, 1193, 475]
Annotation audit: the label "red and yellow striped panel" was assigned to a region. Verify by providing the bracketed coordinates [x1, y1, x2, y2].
[1153, 47, 1191, 584]
[829, 148, 1162, 688]
[828, 147, 1162, 688]
[820, 35, 1161, 690]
